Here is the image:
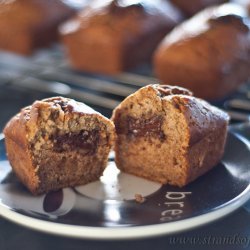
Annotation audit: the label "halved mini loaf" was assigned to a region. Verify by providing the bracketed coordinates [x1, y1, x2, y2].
[4, 97, 115, 195]
[112, 84, 229, 186]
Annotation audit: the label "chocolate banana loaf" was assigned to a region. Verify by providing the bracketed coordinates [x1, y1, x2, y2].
[60, 0, 182, 74]
[4, 97, 115, 195]
[154, 3, 250, 100]
[0, 0, 75, 55]
[112, 84, 229, 187]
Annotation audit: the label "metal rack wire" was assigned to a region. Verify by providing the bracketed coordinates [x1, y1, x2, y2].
[0, 48, 249, 123]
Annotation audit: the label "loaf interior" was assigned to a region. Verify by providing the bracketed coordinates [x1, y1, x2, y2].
[25, 101, 112, 194]
[113, 87, 190, 186]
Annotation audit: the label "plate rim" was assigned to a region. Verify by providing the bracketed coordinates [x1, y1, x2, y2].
[0, 130, 249, 239]
[0, 186, 249, 240]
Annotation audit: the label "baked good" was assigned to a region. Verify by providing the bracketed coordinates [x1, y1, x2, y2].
[154, 3, 250, 100]
[60, 0, 183, 75]
[112, 84, 229, 187]
[0, 0, 75, 55]
[169, 0, 228, 17]
[4, 97, 115, 195]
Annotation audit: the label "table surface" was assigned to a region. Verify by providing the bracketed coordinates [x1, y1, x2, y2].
[0, 87, 249, 250]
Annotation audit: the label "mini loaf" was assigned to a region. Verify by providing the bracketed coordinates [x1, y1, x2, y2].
[0, 0, 75, 55]
[4, 97, 115, 195]
[169, 0, 228, 17]
[112, 84, 229, 187]
[154, 3, 250, 100]
[60, 0, 182, 74]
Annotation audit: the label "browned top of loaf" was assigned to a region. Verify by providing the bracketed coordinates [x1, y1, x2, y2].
[152, 85, 229, 145]
[59, 0, 182, 39]
[0, 0, 75, 30]
[3, 96, 112, 147]
[155, 84, 193, 97]
[157, 3, 249, 48]
[31, 96, 100, 115]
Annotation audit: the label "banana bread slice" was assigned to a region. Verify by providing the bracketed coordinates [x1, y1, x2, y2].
[112, 84, 229, 186]
[4, 97, 115, 195]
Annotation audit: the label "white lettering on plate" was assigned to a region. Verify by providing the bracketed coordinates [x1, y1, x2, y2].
[160, 191, 191, 222]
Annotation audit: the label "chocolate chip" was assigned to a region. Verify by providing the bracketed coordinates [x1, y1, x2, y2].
[126, 115, 166, 142]
[52, 130, 99, 154]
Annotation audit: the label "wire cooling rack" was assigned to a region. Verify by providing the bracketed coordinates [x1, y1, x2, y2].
[0, 47, 249, 122]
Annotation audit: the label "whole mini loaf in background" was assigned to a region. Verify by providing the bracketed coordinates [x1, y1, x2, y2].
[154, 3, 250, 100]
[60, 0, 183, 74]
[0, 0, 76, 55]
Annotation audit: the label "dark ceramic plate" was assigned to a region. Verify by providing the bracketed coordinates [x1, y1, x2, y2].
[0, 126, 249, 239]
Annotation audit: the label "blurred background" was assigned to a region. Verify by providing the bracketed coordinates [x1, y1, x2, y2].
[0, 0, 250, 131]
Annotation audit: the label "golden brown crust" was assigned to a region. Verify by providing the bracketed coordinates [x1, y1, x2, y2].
[60, 0, 183, 74]
[4, 114, 40, 194]
[186, 123, 227, 183]
[112, 84, 229, 187]
[154, 3, 250, 100]
[0, 0, 75, 55]
[4, 96, 115, 195]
